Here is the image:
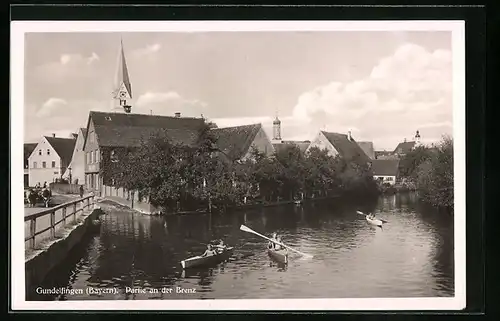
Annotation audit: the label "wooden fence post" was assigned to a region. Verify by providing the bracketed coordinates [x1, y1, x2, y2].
[30, 218, 36, 249]
[62, 207, 67, 225]
[50, 211, 55, 238]
[73, 203, 77, 222]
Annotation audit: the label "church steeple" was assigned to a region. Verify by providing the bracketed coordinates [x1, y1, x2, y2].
[112, 37, 132, 113]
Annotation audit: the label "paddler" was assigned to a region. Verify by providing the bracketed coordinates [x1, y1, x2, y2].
[275, 236, 283, 250]
[268, 232, 278, 250]
[201, 244, 214, 257]
[214, 239, 226, 254]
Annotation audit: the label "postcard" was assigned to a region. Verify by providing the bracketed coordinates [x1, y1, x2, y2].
[11, 20, 465, 311]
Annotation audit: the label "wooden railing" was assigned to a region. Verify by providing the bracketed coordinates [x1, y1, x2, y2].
[25, 194, 96, 249]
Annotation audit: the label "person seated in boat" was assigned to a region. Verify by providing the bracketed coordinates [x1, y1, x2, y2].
[274, 236, 284, 251]
[268, 232, 278, 249]
[214, 239, 227, 254]
[201, 244, 215, 257]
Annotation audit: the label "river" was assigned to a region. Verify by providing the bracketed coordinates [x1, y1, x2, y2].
[29, 192, 454, 300]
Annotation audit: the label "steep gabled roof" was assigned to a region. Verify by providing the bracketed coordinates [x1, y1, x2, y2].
[211, 124, 262, 161]
[24, 143, 37, 161]
[371, 159, 400, 176]
[394, 141, 416, 154]
[80, 127, 88, 140]
[88, 111, 205, 149]
[357, 141, 375, 159]
[321, 131, 370, 164]
[44, 136, 76, 165]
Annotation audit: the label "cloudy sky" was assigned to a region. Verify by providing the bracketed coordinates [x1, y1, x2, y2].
[24, 31, 452, 150]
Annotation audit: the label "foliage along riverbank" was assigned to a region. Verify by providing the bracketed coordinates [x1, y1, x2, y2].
[399, 136, 454, 210]
[102, 122, 379, 214]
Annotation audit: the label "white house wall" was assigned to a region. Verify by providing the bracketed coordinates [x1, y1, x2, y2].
[63, 129, 86, 184]
[306, 132, 339, 157]
[373, 175, 396, 185]
[28, 137, 62, 187]
[242, 126, 275, 161]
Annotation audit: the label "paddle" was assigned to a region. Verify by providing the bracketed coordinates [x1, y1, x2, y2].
[356, 211, 389, 223]
[239, 225, 313, 258]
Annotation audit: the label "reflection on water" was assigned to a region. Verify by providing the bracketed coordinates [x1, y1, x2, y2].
[30, 193, 454, 300]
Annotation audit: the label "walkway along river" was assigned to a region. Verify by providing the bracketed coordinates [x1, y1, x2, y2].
[29, 192, 454, 300]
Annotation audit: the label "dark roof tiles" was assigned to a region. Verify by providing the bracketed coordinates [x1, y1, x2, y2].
[44, 136, 76, 165]
[371, 159, 400, 176]
[211, 124, 262, 161]
[321, 131, 370, 164]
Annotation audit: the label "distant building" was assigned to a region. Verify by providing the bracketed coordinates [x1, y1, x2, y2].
[62, 128, 88, 184]
[269, 115, 310, 154]
[83, 111, 205, 194]
[28, 134, 76, 187]
[375, 150, 399, 160]
[393, 130, 422, 157]
[24, 143, 37, 187]
[371, 159, 400, 185]
[306, 130, 370, 166]
[357, 141, 375, 159]
[212, 123, 275, 162]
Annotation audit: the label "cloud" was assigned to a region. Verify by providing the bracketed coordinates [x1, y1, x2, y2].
[290, 43, 453, 150]
[36, 98, 68, 117]
[25, 99, 110, 142]
[33, 52, 101, 84]
[131, 43, 162, 57]
[135, 91, 208, 117]
[87, 52, 100, 64]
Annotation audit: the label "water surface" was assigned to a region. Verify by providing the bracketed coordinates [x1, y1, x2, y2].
[30, 193, 454, 300]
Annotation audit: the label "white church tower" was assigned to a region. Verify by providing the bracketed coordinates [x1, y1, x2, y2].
[111, 38, 133, 113]
[272, 114, 282, 143]
[414, 130, 421, 146]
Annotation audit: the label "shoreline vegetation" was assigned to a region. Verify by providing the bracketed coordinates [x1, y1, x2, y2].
[398, 136, 454, 211]
[102, 122, 379, 215]
[100, 121, 453, 215]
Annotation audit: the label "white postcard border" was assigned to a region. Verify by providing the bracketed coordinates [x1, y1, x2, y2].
[11, 20, 466, 311]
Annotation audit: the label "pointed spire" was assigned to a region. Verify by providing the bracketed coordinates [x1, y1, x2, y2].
[112, 37, 132, 111]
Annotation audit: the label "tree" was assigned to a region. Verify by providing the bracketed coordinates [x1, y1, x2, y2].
[415, 136, 453, 209]
[399, 145, 433, 179]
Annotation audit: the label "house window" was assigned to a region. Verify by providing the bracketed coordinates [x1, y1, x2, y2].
[47, 149, 50, 155]
[96, 150, 99, 162]
[33, 162, 37, 169]
[42, 161, 46, 168]
[51, 161, 56, 168]
[38, 150, 41, 156]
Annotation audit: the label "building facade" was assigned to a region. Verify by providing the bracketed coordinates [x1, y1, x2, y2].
[28, 135, 76, 187]
[371, 159, 400, 185]
[306, 130, 370, 166]
[212, 123, 275, 162]
[62, 128, 88, 184]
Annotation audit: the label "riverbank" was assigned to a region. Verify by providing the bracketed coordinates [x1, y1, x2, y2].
[25, 200, 103, 297]
[103, 193, 345, 216]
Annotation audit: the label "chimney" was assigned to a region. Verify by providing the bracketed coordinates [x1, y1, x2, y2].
[174, 112, 181, 118]
[348, 131, 352, 141]
[52, 133, 56, 138]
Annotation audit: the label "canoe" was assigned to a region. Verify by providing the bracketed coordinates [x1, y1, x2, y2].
[366, 216, 384, 227]
[268, 247, 288, 265]
[180, 247, 234, 269]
